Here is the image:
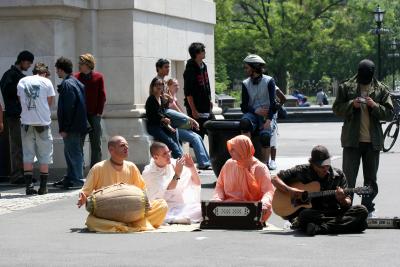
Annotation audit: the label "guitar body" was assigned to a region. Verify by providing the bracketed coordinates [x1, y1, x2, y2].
[272, 181, 321, 219]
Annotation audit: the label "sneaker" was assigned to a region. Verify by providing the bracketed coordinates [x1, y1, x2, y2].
[62, 180, 84, 190]
[269, 160, 277, 170]
[26, 184, 38, 195]
[368, 211, 377, 218]
[53, 177, 66, 187]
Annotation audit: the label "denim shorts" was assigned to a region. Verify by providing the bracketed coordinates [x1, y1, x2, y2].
[21, 125, 53, 164]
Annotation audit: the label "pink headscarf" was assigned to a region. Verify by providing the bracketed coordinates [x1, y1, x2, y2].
[226, 135, 262, 201]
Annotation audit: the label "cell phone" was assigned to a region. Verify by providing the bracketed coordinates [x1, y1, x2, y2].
[358, 97, 367, 104]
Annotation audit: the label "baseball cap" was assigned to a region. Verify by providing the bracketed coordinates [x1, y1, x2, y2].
[310, 145, 331, 166]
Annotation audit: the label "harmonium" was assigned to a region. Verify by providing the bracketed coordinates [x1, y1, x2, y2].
[367, 217, 400, 229]
[200, 201, 264, 230]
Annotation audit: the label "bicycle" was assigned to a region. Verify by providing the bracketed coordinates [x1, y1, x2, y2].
[383, 92, 400, 152]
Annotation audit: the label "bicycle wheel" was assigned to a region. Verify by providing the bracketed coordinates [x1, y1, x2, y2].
[383, 121, 399, 152]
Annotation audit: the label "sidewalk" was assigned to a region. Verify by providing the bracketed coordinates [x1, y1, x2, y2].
[1, 122, 400, 266]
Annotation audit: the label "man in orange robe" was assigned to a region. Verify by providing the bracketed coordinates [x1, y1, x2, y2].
[77, 136, 168, 232]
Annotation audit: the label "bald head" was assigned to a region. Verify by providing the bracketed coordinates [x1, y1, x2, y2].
[108, 136, 129, 161]
[108, 136, 126, 149]
[150, 142, 168, 157]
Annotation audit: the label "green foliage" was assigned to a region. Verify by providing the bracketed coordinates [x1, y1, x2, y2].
[215, 0, 400, 95]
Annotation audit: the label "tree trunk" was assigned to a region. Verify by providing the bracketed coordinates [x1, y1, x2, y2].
[273, 69, 288, 94]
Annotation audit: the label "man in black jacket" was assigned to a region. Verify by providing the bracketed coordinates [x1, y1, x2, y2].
[272, 145, 368, 236]
[55, 57, 87, 189]
[183, 42, 214, 139]
[0, 51, 34, 183]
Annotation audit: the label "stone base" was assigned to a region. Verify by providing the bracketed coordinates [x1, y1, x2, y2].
[50, 108, 153, 179]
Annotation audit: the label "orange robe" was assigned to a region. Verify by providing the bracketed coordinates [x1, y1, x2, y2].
[81, 160, 168, 232]
[212, 135, 275, 222]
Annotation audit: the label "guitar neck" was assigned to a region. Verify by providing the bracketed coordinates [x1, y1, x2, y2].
[308, 188, 355, 199]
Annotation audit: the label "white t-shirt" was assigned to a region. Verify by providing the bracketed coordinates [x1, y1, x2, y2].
[17, 75, 55, 125]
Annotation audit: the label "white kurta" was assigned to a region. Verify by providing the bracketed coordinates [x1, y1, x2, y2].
[142, 159, 202, 223]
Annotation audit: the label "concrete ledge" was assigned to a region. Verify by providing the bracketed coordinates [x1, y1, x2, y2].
[0, 6, 83, 19]
[223, 106, 343, 123]
[0, 0, 87, 8]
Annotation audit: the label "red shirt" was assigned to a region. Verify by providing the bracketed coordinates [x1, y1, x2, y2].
[74, 71, 106, 115]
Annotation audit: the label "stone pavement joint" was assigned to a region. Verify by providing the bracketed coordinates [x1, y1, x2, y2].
[0, 190, 79, 215]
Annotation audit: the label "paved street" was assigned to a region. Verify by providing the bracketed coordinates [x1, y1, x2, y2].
[1, 122, 400, 267]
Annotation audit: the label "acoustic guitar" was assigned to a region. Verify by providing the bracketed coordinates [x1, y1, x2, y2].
[272, 181, 372, 220]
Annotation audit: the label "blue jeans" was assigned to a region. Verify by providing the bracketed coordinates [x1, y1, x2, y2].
[164, 109, 190, 129]
[147, 124, 183, 158]
[178, 129, 211, 167]
[63, 132, 84, 184]
[241, 112, 276, 138]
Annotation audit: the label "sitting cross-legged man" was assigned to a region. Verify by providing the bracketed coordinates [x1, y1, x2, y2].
[142, 142, 202, 224]
[272, 145, 368, 236]
[77, 136, 168, 233]
[212, 135, 275, 223]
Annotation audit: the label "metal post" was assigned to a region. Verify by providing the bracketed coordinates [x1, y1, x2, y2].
[393, 51, 395, 90]
[378, 32, 381, 80]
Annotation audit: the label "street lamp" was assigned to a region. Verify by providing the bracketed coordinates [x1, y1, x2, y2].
[389, 39, 398, 90]
[372, 5, 386, 80]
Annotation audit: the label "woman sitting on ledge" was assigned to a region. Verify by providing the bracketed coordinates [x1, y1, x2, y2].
[166, 78, 211, 170]
[145, 77, 183, 158]
[213, 135, 275, 223]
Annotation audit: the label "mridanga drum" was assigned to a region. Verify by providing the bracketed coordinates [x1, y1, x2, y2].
[86, 183, 150, 223]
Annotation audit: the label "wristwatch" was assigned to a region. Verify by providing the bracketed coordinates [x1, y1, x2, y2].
[173, 174, 180, 181]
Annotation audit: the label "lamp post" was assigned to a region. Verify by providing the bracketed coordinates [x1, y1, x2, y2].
[373, 5, 385, 80]
[390, 39, 398, 90]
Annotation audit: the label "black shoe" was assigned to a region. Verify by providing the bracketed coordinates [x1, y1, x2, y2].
[26, 186, 38, 195]
[25, 174, 37, 195]
[38, 176, 48, 195]
[53, 178, 66, 187]
[306, 223, 320, 236]
[62, 181, 83, 190]
[198, 165, 212, 171]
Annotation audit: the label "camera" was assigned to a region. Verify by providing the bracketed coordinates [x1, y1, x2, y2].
[358, 97, 367, 104]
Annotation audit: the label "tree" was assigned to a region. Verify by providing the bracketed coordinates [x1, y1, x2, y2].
[215, 0, 400, 94]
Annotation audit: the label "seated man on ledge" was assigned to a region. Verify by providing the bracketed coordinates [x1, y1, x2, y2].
[142, 142, 202, 224]
[272, 145, 368, 236]
[77, 136, 168, 232]
[213, 135, 275, 223]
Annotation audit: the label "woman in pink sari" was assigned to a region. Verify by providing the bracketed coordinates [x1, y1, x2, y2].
[213, 135, 275, 222]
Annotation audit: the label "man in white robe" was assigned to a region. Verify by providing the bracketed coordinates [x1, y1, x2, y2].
[142, 142, 202, 224]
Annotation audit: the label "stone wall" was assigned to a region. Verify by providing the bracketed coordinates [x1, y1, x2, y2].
[0, 0, 216, 176]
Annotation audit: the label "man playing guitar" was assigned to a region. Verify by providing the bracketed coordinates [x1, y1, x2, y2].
[272, 145, 368, 236]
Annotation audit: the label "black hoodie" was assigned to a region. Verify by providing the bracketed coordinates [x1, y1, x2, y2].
[183, 59, 212, 114]
[0, 65, 25, 117]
